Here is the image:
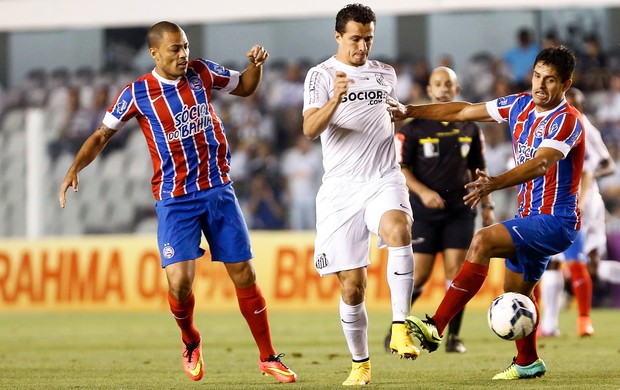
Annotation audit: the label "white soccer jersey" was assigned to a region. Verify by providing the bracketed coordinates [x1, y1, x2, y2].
[582, 114, 610, 254]
[303, 56, 400, 182]
[582, 114, 611, 201]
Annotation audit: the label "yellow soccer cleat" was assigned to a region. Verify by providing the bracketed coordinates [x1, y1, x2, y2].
[342, 360, 371, 386]
[389, 323, 420, 360]
[492, 357, 546, 380]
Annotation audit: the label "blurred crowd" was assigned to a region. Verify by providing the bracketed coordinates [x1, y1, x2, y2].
[0, 27, 619, 240]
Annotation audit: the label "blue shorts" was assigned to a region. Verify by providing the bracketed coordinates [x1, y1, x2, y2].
[501, 214, 578, 282]
[557, 230, 587, 263]
[154, 183, 253, 267]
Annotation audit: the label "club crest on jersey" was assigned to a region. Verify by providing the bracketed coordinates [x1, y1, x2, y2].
[375, 73, 387, 86]
[163, 243, 175, 259]
[114, 99, 129, 115]
[535, 120, 548, 138]
[188, 76, 204, 92]
[315, 253, 329, 270]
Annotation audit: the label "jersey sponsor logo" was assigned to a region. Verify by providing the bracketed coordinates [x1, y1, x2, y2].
[188, 76, 204, 92]
[167, 103, 212, 142]
[516, 142, 535, 165]
[341, 89, 386, 105]
[163, 243, 175, 259]
[206, 61, 230, 77]
[307, 70, 321, 105]
[315, 253, 329, 270]
[498, 97, 509, 106]
[114, 99, 129, 115]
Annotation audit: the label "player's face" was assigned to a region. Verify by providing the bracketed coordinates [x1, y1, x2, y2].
[531, 62, 572, 112]
[151, 30, 190, 80]
[335, 20, 374, 67]
[426, 69, 459, 103]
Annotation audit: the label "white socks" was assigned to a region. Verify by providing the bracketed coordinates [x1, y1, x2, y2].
[386, 245, 415, 322]
[540, 270, 563, 333]
[339, 297, 369, 361]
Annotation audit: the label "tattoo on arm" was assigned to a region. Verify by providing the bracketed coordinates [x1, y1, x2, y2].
[97, 124, 117, 141]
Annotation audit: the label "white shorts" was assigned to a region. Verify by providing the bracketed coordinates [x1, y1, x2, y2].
[313, 169, 412, 276]
[582, 192, 607, 256]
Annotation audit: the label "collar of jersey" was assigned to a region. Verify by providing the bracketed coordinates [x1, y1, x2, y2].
[151, 69, 183, 85]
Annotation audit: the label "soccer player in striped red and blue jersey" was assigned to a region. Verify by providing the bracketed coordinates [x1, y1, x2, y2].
[387, 45, 584, 380]
[59, 21, 296, 383]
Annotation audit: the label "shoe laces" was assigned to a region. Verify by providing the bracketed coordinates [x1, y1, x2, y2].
[263, 353, 290, 368]
[183, 340, 199, 363]
[498, 357, 518, 374]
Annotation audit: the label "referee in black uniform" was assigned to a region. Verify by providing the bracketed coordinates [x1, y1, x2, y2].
[386, 67, 495, 353]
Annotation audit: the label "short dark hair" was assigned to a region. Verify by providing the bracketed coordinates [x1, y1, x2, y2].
[335, 3, 376, 34]
[534, 45, 576, 82]
[147, 21, 182, 48]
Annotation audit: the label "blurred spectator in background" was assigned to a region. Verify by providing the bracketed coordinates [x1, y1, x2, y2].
[48, 87, 98, 160]
[280, 135, 323, 230]
[502, 27, 540, 91]
[479, 121, 516, 223]
[576, 34, 608, 92]
[595, 72, 620, 129]
[247, 171, 286, 230]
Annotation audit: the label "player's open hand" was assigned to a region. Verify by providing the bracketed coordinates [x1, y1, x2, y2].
[247, 45, 269, 66]
[386, 95, 408, 121]
[58, 172, 78, 208]
[464, 168, 494, 208]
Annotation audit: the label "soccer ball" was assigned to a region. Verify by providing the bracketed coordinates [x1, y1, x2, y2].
[487, 292, 537, 340]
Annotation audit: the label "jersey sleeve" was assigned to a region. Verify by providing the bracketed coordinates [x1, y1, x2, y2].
[198, 59, 241, 94]
[303, 67, 331, 113]
[539, 112, 583, 158]
[102, 84, 138, 131]
[485, 93, 523, 123]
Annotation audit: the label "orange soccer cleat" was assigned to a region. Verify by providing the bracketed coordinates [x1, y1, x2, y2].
[182, 338, 204, 381]
[258, 353, 297, 383]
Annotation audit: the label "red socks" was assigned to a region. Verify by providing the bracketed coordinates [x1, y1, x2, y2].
[568, 262, 592, 317]
[168, 292, 201, 344]
[432, 261, 488, 335]
[236, 284, 276, 360]
[515, 295, 540, 366]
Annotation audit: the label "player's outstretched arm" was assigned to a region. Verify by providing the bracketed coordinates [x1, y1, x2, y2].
[232, 45, 269, 97]
[59, 124, 117, 208]
[387, 97, 492, 123]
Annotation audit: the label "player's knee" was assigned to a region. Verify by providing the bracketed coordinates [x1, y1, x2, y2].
[340, 283, 365, 305]
[382, 222, 412, 247]
[467, 231, 492, 264]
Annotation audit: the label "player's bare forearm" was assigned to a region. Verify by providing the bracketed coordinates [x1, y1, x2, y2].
[232, 45, 268, 97]
[70, 125, 116, 173]
[59, 125, 115, 208]
[303, 100, 339, 140]
[389, 98, 492, 123]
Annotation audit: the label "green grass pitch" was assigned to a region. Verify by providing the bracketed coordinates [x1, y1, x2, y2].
[1, 308, 618, 389]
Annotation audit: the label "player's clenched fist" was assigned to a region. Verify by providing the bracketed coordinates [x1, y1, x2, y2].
[247, 45, 269, 66]
[334, 71, 353, 101]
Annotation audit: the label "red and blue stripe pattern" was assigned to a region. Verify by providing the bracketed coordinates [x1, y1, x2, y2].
[106, 59, 234, 200]
[495, 93, 584, 229]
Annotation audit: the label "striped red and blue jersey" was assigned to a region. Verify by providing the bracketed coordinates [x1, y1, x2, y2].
[102, 59, 240, 200]
[487, 93, 585, 229]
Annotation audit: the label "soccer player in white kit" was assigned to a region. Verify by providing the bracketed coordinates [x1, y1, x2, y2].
[302, 4, 418, 386]
[539, 87, 616, 337]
